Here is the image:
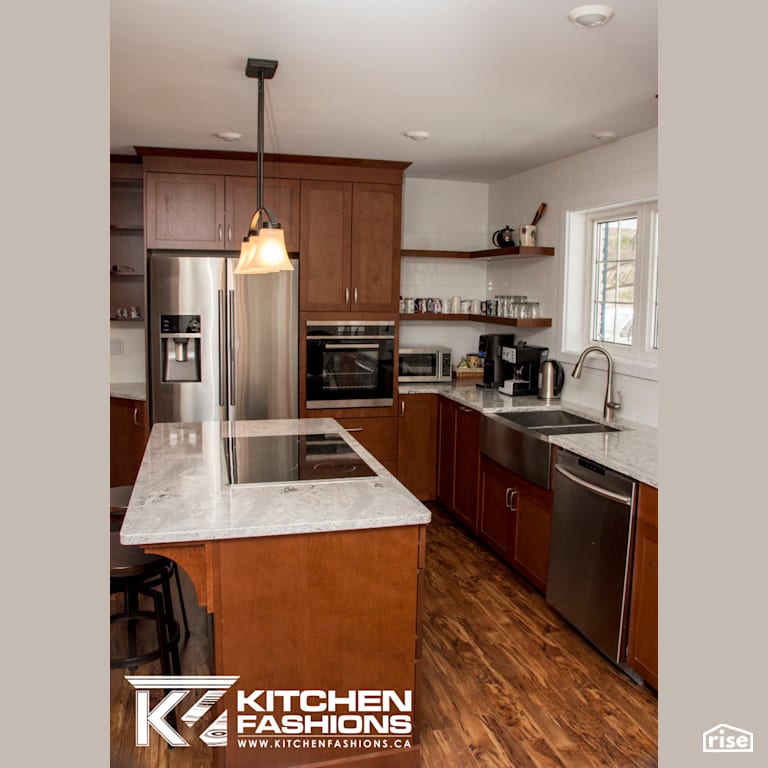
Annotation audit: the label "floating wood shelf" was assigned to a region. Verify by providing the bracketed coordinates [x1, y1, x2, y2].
[399, 314, 551, 328]
[401, 246, 554, 260]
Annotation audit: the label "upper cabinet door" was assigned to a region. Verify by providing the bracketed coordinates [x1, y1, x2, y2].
[350, 183, 401, 312]
[299, 180, 352, 312]
[145, 173, 226, 249]
[225, 177, 301, 253]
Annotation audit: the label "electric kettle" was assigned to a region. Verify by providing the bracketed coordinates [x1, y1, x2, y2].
[538, 360, 564, 401]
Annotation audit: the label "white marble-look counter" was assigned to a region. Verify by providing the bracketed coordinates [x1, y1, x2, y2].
[120, 418, 431, 546]
[110, 382, 147, 401]
[399, 382, 658, 487]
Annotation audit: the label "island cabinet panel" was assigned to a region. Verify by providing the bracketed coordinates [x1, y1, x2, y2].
[145, 172, 300, 251]
[109, 397, 149, 487]
[627, 483, 658, 689]
[436, 396, 480, 533]
[210, 525, 424, 768]
[396, 394, 438, 500]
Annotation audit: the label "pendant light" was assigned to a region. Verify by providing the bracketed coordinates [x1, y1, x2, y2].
[235, 58, 293, 275]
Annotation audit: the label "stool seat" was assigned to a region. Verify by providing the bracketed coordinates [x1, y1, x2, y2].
[110, 533, 182, 676]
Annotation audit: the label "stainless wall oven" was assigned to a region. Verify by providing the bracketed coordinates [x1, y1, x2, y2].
[305, 321, 396, 409]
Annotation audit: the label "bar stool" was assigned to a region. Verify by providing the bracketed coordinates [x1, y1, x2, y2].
[110, 533, 182, 674]
[110, 485, 190, 638]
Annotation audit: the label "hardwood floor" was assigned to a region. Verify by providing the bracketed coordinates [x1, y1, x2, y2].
[110, 504, 657, 767]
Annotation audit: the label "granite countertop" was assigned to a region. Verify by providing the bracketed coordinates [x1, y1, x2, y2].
[110, 382, 147, 401]
[399, 381, 658, 487]
[120, 418, 431, 546]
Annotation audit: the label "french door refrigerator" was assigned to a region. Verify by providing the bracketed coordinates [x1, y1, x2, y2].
[148, 252, 298, 424]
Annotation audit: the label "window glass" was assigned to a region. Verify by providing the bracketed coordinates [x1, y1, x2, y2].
[592, 216, 637, 346]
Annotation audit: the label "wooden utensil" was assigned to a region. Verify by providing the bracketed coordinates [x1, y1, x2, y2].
[531, 203, 547, 226]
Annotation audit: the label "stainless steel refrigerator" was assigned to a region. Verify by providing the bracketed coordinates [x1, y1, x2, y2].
[148, 252, 298, 424]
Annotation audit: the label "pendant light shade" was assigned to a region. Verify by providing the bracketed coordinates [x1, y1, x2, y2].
[234, 58, 292, 275]
[235, 226, 293, 274]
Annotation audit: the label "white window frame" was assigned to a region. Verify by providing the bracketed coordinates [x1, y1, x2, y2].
[561, 198, 658, 381]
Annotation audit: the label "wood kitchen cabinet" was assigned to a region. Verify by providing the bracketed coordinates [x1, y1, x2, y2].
[144, 172, 300, 251]
[336, 415, 398, 476]
[478, 454, 553, 591]
[397, 393, 438, 500]
[626, 483, 658, 689]
[299, 180, 401, 312]
[110, 397, 149, 487]
[436, 396, 480, 533]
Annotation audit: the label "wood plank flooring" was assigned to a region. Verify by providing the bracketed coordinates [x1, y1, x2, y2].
[110, 504, 657, 767]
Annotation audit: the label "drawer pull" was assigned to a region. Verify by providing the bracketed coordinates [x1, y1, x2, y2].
[346, 427, 363, 433]
[133, 407, 140, 426]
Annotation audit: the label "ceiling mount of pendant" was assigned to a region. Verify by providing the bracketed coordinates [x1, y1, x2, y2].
[245, 58, 278, 79]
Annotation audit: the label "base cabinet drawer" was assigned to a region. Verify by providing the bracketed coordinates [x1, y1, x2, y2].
[336, 415, 398, 470]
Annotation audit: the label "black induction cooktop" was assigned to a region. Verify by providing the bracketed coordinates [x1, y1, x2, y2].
[223, 433, 377, 485]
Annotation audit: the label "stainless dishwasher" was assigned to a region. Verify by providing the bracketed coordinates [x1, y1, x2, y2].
[546, 450, 638, 674]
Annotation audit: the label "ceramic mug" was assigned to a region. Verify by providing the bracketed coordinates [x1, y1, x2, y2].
[428, 298, 442, 313]
[442, 298, 453, 314]
[403, 297, 415, 313]
[470, 299, 481, 315]
[451, 296, 461, 314]
[519, 225, 537, 247]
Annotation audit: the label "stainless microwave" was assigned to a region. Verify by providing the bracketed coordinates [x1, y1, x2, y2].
[398, 347, 453, 383]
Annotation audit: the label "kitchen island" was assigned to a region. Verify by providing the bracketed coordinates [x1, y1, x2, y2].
[121, 418, 430, 768]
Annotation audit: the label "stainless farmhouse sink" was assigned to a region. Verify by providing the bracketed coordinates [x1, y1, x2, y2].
[480, 410, 622, 489]
[498, 410, 621, 435]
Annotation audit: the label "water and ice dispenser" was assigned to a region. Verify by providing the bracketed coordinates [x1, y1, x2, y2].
[160, 314, 202, 382]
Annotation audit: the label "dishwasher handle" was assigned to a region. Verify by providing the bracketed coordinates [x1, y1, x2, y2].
[555, 464, 633, 505]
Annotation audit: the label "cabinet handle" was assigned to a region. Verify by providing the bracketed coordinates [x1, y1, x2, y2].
[505, 488, 517, 509]
[345, 287, 350, 304]
[401, 401, 406, 416]
[354, 287, 358, 304]
[227, 224, 233, 242]
[346, 427, 363, 433]
[133, 407, 140, 427]
[218, 224, 223, 241]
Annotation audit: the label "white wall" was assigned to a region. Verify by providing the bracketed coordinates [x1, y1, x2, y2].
[110, 326, 146, 383]
[487, 128, 658, 425]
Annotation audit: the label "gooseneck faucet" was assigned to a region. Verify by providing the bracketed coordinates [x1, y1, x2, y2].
[572, 345, 622, 421]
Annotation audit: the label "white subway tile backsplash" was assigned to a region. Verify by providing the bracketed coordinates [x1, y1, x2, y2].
[403, 127, 657, 426]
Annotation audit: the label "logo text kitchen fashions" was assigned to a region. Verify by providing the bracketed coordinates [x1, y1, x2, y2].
[125, 676, 414, 750]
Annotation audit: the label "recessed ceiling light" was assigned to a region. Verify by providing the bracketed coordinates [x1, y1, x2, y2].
[591, 131, 617, 141]
[403, 130, 431, 141]
[568, 5, 615, 27]
[215, 131, 243, 141]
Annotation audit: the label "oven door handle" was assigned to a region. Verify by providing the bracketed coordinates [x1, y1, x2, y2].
[325, 343, 380, 350]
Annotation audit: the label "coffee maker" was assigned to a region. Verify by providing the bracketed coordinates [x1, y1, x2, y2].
[478, 335, 549, 395]
[478, 334, 516, 389]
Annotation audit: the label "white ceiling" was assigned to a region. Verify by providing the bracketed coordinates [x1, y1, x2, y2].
[110, 0, 658, 183]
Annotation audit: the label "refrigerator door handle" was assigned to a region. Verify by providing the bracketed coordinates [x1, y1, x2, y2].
[228, 289, 236, 407]
[217, 290, 227, 407]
